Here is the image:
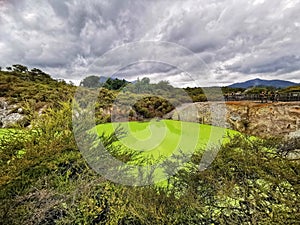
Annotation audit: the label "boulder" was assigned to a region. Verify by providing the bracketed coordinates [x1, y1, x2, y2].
[17, 108, 23, 113]
[2, 113, 25, 128]
[0, 100, 8, 110]
[0, 99, 26, 128]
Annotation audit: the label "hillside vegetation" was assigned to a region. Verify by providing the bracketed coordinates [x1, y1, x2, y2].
[0, 65, 74, 105]
[0, 102, 299, 224]
[0, 65, 299, 224]
[1, 67, 191, 125]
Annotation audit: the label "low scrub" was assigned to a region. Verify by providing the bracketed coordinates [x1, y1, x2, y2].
[0, 102, 299, 224]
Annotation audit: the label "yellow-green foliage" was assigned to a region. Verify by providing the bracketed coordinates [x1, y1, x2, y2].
[133, 96, 175, 118]
[0, 69, 74, 105]
[0, 101, 299, 224]
[1, 67, 299, 224]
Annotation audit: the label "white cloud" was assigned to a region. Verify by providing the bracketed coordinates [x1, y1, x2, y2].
[0, 0, 299, 86]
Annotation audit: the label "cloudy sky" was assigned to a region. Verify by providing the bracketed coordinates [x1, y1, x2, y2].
[0, 0, 299, 87]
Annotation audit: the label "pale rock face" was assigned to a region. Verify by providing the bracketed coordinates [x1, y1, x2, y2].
[2, 113, 24, 128]
[168, 101, 300, 137]
[17, 108, 23, 113]
[0, 99, 25, 128]
[289, 130, 300, 138]
[0, 101, 8, 110]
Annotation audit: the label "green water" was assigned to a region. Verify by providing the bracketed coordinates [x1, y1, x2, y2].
[96, 120, 237, 159]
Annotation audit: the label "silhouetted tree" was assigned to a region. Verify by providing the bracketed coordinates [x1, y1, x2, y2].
[12, 64, 28, 73]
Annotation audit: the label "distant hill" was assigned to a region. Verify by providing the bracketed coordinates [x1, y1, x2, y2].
[228, 78, 298, 88]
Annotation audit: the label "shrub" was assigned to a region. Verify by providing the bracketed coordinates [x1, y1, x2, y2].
[0, 101, 299, 224]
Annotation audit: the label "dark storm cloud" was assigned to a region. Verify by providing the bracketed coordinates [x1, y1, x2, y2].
[0, 0, 299, 86]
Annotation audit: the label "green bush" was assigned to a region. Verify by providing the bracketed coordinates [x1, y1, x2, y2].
[133, 96, 175, 119]
[0, 100, 299, 224]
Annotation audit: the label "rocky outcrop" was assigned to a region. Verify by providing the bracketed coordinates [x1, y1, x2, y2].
[226, 102, 300, 137]
[166, 101, 300, 137]
[0, 98, 25, 128]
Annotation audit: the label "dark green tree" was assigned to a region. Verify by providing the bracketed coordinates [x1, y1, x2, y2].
[79, 75, 101, 88]
[103, 78, 128, 90]
[12, 64, 28, 73]
[30, 68, 51, 81]
[141, 77, 150, 85]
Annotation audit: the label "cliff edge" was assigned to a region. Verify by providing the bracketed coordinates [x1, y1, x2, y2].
[167, 101, 300, 137]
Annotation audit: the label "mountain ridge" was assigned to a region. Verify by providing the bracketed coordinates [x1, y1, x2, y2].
[228, 78, 298, 88]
